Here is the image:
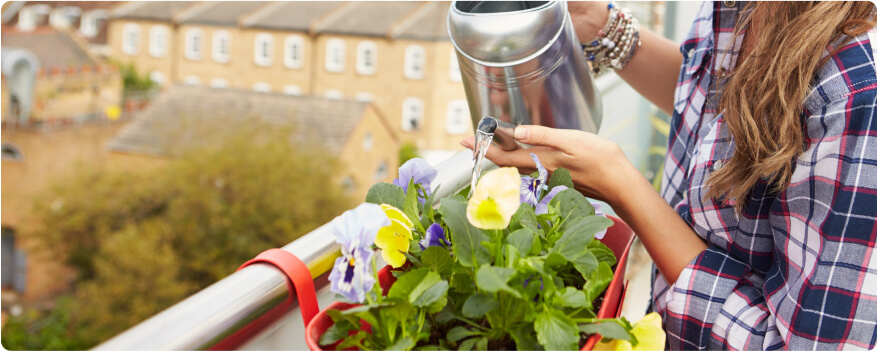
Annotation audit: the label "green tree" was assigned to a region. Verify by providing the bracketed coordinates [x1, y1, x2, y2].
[399, 142, 420, 165]
[3, 125, 354, 348]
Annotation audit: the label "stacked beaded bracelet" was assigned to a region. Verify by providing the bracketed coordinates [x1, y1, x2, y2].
[581, 2, 642, 75]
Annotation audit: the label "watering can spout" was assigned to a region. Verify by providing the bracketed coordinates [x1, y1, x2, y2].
[448, 1, 603, 150]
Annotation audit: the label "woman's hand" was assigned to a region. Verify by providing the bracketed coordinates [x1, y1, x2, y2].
[460, 125, 641, 208]
[567, 1, 611, 42]
[461, 125, 708, 284]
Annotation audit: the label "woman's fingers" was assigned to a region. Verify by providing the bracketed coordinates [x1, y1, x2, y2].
[514, 125, 585, 154]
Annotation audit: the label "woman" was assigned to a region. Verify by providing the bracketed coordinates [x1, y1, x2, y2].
[462, 2, 877, 349]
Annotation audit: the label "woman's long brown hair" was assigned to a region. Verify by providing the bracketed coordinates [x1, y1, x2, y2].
[704, 1, 876, 213]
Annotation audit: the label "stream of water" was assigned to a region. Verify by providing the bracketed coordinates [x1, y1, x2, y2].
[469, 130, 494, 198]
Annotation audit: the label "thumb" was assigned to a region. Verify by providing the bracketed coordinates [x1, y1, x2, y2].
[514, 125, 579, 152]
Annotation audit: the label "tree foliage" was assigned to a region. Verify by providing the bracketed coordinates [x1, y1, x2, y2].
[2, 125, 354, 349]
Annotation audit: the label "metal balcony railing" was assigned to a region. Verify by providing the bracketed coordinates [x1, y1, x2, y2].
[94, 150, 495, 350]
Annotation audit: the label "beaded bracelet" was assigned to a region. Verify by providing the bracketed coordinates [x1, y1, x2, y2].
[581, 2, 642, 75]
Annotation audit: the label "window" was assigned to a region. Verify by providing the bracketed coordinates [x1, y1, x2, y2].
[254, 33, 274, 67]
[49, 7, 80, 28]
[356, 41, 377, 75]
[253, 82, 271, 93]
[122, 23, 141, 55]
[149, 25, 168, 58]
[355, 92, 373, 102]
[446, 100, 469, 135]
[284, 35, 304, 69]
[341, 177, 355, 195]
[1, 144, 23, 161]
[283, 85, 302, 96]
[80, 10, 106, 38]
[212, 30, 231, 63]
[149, 71, 166, 86]
[449, 49, 462, 82]
[363, 132, 373, 151]
[1, 228, 26, 293]
[401, 97, 424, 132]
[17, 7, 36, 31]
[325, 38, 346, 73]
[404, 45, 425, 80]
[324, 90, 343, 100]
[374, 161, 388, 181]
[185, 28, 203, 60]
[210, 78, 228, 89]
[183, 75, 201, 86]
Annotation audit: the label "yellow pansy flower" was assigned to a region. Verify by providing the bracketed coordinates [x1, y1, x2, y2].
[466, 167, 521, 230]
[375, 204, 414, 268]
[595, 313, 666, 351]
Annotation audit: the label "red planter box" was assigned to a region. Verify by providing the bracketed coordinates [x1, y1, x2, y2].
[306, 216, 636, 351]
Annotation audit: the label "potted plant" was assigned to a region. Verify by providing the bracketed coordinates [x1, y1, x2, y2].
[305, 156, 664, 350]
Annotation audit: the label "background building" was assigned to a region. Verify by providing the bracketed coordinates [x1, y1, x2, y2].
[108, 1, 470, 163]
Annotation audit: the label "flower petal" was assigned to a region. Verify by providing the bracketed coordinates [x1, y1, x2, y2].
[467, 167, 521, 230]
[332, 203, 390, 252]
[536, 185, 569, 215]
[393, 158, 438, 195]
[380, 204, 413, 229]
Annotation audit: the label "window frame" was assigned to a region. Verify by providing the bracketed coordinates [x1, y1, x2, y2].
[356, 41, 378, 75]
[282, 85, 302, 96]
[210, 78, 228, 89]
[253, 82, 272, 93]
[122, 23, 141, 56]
[325, 38, 346, 73]
[404, 45, 426, 80]
[212, 30, 231, 63]
[284, 35, 304, 69]
[446, 99, 470, 135]
[184, 28, 203, 60]
[401, 97, 424, 132]
[253, 33, 274, 67]
[182, 75, 201, 86]
[149, 25, 168, 58]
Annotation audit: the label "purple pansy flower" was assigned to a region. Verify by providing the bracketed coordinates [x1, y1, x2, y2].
[328, 203, 390, 303]
[393, 158, 438, 198]
[520, 154, 548, 207]
[419, 223, 447, 250]
[536, 185, 568, 215]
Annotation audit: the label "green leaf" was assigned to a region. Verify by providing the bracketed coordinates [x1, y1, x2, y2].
[547, 167, 574, 191]
[476, 337, 488, 351]
[384, 299, 414, 324]
[506, 228, 535, 257]
[561, 215, 613, 243]
[550, 216, 612, 262]
[573, 253, 599, 277]
[461, 292, 499, 318]
[451, 271, 475, 294]
[510, 324, 544, 351]
[458, 337, 479, 351]
[550, 189, 595, 221]
[319, 319, 356, 346]
[388, 268, 433, 301]
[584, 261, 614, 302]
[437, 195, 492, 267]
[388, 337, 416, 350]
[447, 326, 479, 342]
[579, 321, 632, 342]
[534, 309, 579, 351]
[475, 266, 521, 298]
[510, 205, 539, 233]
[422, 246, 454, 276]
[413, 280, 449, 312]
[555, 287, 590, 308]
[402, 178, 421, 230]
[336, 331, 366, 350]
[365, 182, 405, 208]
[589, 239, 617, 267]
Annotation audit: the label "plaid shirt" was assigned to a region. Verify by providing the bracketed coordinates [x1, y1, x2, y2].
[652, 2, 877, 350]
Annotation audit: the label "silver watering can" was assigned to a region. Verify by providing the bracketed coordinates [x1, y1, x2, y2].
[448, 1, 603, 151]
